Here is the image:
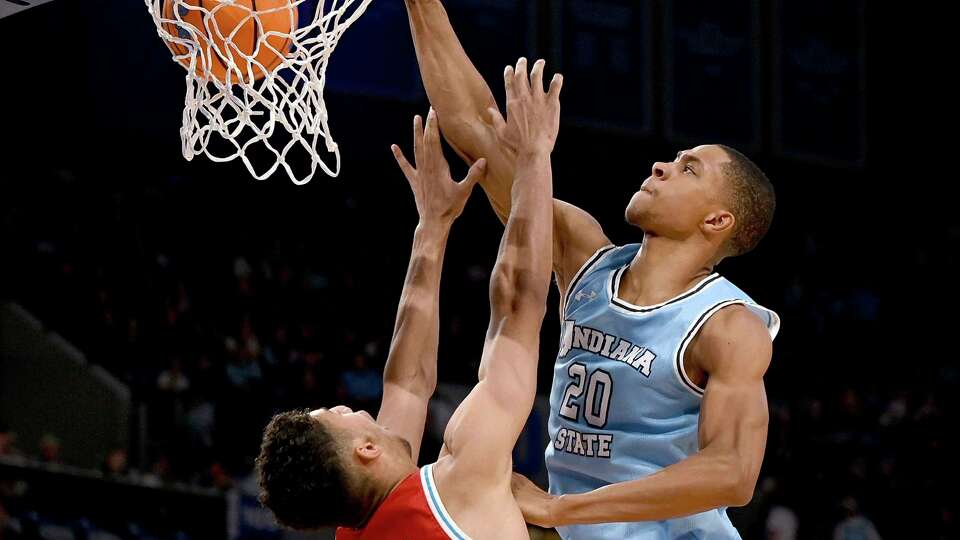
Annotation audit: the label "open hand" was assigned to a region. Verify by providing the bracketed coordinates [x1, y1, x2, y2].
[391, 108, 487, 226]
[489, 58, 563, 156]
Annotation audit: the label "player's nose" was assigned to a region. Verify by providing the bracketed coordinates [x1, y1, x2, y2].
[651, 162, 667, 179]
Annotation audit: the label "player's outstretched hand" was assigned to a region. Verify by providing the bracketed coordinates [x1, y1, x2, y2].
[511, 472, 559, 528]
[489, 57, 563, 156]
[391, 108, 487, 226]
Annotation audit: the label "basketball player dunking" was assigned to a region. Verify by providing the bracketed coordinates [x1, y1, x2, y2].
[256, 62, 563, 538]
[404, 1, 781, 538]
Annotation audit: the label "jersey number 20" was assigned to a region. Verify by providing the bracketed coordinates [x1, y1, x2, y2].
[558, 362, 612, 428]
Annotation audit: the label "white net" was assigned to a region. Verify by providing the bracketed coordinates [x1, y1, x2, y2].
[144, 0, 374, 184]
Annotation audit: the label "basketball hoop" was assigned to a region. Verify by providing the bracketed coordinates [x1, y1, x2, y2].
[144, 0, 374, 184]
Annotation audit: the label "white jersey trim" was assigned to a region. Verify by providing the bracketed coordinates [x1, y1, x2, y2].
[609, 264, 722, 315]
[420, 464, 473, 540]
[750, 304, 781, 340]
[674, 300, 781, 397]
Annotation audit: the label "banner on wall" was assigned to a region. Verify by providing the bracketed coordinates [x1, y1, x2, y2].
[663, 0, 761, 150]
[773, 0, 866, 166]
[556, 0, 654, 133]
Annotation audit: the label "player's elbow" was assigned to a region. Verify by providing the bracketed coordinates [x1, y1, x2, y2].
[718, 458, 758, 507]
[383, 367, 437, 399]
[489, 263, 548, 320]
[726, 479, 755, 507]
[413, 371, 439, 399]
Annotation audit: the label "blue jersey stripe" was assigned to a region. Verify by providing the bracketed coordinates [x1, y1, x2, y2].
[421, 465, 469, 540]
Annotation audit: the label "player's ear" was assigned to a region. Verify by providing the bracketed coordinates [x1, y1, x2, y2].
[355, 440, 382, 464]
[702, 210, 735, 237]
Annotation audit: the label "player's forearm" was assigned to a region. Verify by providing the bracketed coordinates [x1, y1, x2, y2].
[552, 451, 752, 526]
[381, 221, 450, 397]
[505, 150, 554, 301]
[404, 0, 514, 221]
[404, 0, 495, 139]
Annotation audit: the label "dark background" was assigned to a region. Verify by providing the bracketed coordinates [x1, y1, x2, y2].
[0, 0, 949, 539]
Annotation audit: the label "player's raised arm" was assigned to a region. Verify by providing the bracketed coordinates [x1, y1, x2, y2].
[403, 0, 507, 212]
[510, 305, 772, 527]
[441, 58, 560, 484]
[403, 0, 610, 293]
[377, 110, 487, 462]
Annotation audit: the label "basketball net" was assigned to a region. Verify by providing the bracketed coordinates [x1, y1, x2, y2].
[144, 0, 373, 184]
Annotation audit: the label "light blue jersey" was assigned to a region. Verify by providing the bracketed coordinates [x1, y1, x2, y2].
[546, 244, 780, 540]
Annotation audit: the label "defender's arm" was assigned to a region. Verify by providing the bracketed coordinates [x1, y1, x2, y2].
[442, 60, 559, 485]
[377, 112, 486, 463]
[404, 0, 509, 215]
[404, 0, 610, 291]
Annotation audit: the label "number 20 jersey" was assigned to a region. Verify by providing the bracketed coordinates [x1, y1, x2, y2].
[545, 244, 780, 540]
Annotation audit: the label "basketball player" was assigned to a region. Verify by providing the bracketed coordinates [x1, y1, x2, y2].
[256, 60, 563, 538]
[403, 1, 780, 538]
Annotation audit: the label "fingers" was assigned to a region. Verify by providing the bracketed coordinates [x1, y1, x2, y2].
[460, 158, 487, 190]
[504, 64, 516, 103]
[390, 144, 414, 179]
[547, 72, 564, 101]
[514, 57, 530, 96]
[506, 57, 555, 98]
[412, 114, 424, 167]
[424, 107, 440, 151]
[530, 58, 545, 95]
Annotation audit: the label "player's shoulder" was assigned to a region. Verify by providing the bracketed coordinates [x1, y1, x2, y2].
[691, 304, 773, 376]
[702, 303, 770, 339]
[554, 199, 613, 273]
[705, 277, 780, 339]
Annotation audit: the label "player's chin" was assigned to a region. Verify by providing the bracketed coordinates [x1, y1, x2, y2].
[624, 194, 649, 227]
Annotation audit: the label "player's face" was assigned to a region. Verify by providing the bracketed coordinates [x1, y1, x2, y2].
[625, 145, 731, 239]
[309, 406, 413, 459]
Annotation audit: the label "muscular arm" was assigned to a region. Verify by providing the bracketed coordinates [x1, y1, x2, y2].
[404, 0, 610, 289]
[375, 222, 450, 463]
[404, 0, 508, 211]
[378, 110, 486, 463]
[536, 306, 772, 525]
[441, 63, 557, 486]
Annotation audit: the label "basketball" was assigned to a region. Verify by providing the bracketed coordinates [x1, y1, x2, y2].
[162, 0, 297, 84]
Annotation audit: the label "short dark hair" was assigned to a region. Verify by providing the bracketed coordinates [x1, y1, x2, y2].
[256, 409, 365, 529]
[717, 145, 776, 256]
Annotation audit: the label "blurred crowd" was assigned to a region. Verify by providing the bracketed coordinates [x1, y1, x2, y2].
[0, 163, 952, 540]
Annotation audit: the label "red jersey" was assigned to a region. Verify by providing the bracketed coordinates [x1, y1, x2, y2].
[336, 464, 471, 540]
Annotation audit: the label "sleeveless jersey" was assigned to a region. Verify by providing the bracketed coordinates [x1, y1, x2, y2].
[336, 464, 472, 540]
[546, 244, 780, 539]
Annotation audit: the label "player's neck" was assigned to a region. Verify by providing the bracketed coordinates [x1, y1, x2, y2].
[620, 235, 716, 306]
[357, 460, 418, 527]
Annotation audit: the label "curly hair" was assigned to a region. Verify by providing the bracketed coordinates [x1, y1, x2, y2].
[256, 409, 366, 529]
[717, 145, 776, 256]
